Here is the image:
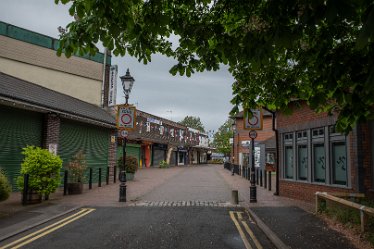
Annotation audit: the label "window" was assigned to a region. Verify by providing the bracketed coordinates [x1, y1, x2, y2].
[331, 142, 347, 185]
[285, 146, 294, 179]
[312, 128, 324, 138]
[298, 145, 308, 180]
[313, 144, 325, 183]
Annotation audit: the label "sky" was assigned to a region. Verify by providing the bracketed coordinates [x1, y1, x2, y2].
[0, 0, 235, 133]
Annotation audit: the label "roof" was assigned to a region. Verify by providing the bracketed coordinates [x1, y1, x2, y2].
[233, 109, 273, 118]
[0, 72, 115, 127]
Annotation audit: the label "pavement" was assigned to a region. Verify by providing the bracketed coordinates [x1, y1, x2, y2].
[0, 164, 359, 249]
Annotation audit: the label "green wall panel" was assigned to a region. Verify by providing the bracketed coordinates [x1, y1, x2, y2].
[59, 120, 110, 184]
[0, 106, 43, 190]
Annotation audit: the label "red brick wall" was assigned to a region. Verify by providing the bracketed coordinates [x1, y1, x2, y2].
[280, 180, 353, 202]
[42, 113, 60, 149]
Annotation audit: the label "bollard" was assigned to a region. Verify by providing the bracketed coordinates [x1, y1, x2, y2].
[232, 165, 234, 176]
[114, 166, 117, 183]
[89, 168, 93, 189]
[106, 167, 109, 185]
[264, 170, 267, 189]
[260, 170, 263, 187]
[268, 171, 272, 191]
[22, 174, 29, 206]
[63, 170, 68, 195]
[231, 190, 239, 205]
[98, 168, 102, 187]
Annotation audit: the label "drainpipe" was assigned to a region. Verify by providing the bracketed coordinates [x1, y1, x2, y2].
[263, 107, 279, 195]
[101, 48, 107, 108]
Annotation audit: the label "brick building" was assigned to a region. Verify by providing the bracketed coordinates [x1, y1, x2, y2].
[232, 110, 276, 170]
[277, 101, 374, 201]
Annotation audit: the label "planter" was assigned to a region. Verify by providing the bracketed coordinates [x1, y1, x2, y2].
[23, 189, 42, 204]
[126, 173, 135, 181]
[67, 182, 83, 195]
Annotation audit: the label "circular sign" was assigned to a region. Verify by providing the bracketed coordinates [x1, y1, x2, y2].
[249, 130, 257, 139]
[121, 113, 132, 125]
[248, 115, 259, 126]
[120, 130, 129, 138]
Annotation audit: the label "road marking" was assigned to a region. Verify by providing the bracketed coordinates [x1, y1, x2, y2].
[1, 208, 95, 249]
[241, 221, 263, 249]
[229, 211, 253, 249]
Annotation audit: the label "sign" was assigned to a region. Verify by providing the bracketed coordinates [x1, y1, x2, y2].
[108, 65, 118, 107]
[117, 104, 136, 130]
[48, 143, 58, 155]
[249, 130, 257, 139]
[120, 130, 128, 138]
[244, 109, 263, 130]
[111, 136, 116, 143]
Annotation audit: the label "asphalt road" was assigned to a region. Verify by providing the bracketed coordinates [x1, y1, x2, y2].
[1, 206, 275, 249]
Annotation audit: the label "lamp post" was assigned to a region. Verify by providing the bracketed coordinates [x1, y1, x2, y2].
[119, 68, 135, 202]
[249, 130, 257, 203]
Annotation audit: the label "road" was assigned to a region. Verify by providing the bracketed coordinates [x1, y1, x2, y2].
[0, 166, 275, 249]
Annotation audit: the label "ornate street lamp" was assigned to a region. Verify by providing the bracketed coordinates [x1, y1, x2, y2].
[119, 68, 135, 202]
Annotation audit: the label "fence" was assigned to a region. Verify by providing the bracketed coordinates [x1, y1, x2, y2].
[315, 191, 374, 232]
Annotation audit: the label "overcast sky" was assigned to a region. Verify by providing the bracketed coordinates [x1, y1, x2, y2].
[0, 0, 234, 133]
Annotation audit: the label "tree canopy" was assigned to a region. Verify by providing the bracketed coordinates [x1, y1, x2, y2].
[211, 119, 233, 156]
[55, 0, 374, 133]
[179, 116, 205, 132]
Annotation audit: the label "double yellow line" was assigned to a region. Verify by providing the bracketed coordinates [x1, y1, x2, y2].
[229, 211, 263, 249]
[1, 208, 95, 249]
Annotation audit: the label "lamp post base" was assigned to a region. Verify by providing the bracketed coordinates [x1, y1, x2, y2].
[249, 185, 257, 203]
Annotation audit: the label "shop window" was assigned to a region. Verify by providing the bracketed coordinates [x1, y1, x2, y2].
[332, 142, 347, 185]
[297, 145, 308, 180]
[313, 144, 326, 183]
[285, 146, 294, 179]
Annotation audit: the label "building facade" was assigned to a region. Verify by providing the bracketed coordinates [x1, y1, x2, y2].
[232, 110, 276, 169]
[121, 109, 209, 168]
[277, 101, 374, 201]
[0, 22, 116, 190]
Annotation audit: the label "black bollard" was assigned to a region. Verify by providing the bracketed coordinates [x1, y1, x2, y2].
[22, 174, 29, 206]
[106, 167, 109, 185]
[63, 170, 68, 195]
[89, 168, 93, 189]
[268, 171, 272, 191]
[114, 166, 117, 183]
[260, 170, 263, 186]
[98, 168, 102, 187]
[264, 170, 267, 189]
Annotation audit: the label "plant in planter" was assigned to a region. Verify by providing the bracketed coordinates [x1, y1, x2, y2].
[17, 146, 62, 203]
[117, 156, 138, 181]
[159, 160, 169, 168]
[0, 168, 11, 202]
[65, 150, 87, 194]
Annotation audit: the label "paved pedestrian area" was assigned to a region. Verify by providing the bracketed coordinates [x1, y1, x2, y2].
[0, 164, 366, 249]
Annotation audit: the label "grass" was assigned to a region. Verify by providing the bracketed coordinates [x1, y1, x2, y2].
[319, 197, 374, 246]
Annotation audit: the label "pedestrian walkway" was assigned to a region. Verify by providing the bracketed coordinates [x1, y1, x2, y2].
[0, 164, 367, 249]
[218, 166, 362, 249]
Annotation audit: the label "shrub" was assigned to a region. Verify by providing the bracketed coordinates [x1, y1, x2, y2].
[0, 168, 11, 202]
[117, 156, 138, 174]
[159, 160, 169, 168]
[65, 150, 87, 183]
[17, 146, 63, 197]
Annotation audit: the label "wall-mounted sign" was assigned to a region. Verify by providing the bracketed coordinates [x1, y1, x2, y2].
[108, 65, 118, 107]
[244, 109, 263, 130]
[48, 143, 58, 155]
[117, 104, 136, 130]
[147, 117, 162, 125]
